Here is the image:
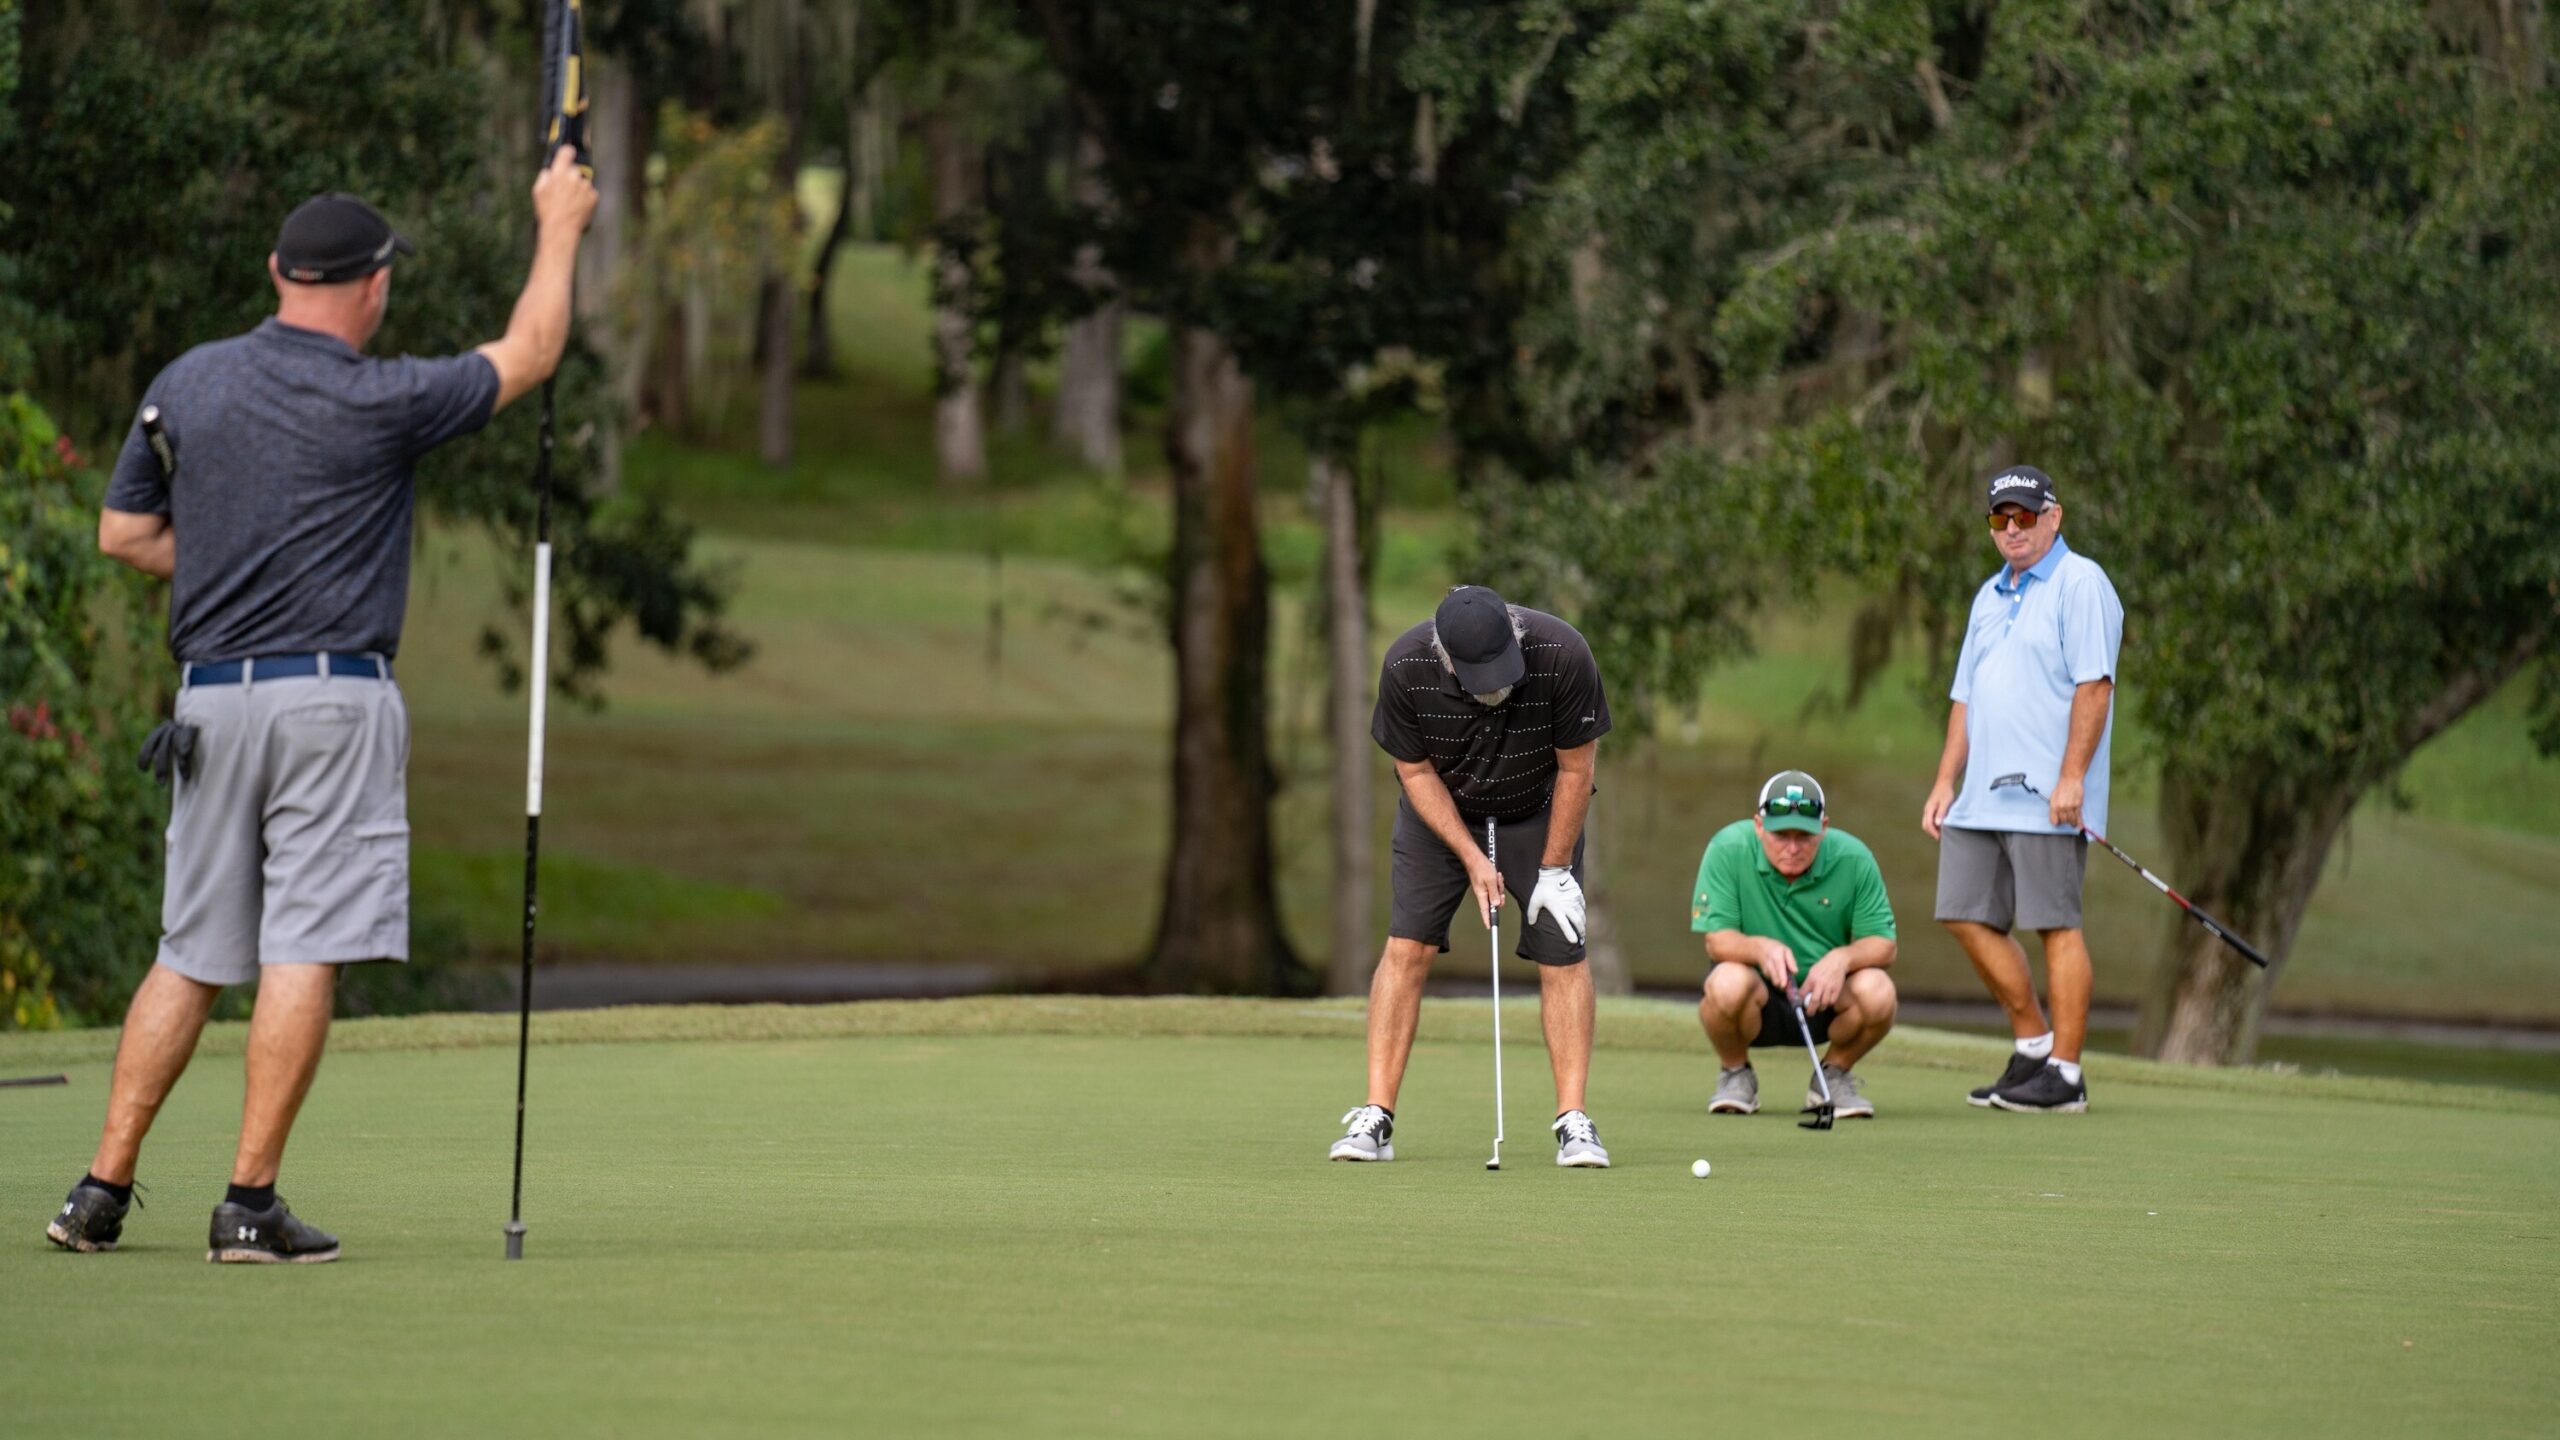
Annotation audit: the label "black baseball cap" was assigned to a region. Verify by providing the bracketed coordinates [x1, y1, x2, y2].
[274, 193, 415, 284]
[1986, 464, 2058, 512]
[1434, 586, 1525, 694]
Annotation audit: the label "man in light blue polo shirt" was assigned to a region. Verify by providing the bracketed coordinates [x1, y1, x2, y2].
[1922, 464, 2123, 1113]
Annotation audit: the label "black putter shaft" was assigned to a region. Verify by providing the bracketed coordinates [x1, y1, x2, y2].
[0, 1074, 70, 1089]
[509, 0, 592, 1263]
[1985, 774, 2271, 969]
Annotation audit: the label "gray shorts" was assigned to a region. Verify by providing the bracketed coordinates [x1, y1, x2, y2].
[1388, 799, 1586, 966]
[159, 671, 410, 984]
[1934, 826, 2087, 933]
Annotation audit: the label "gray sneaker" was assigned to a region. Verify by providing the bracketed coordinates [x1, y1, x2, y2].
[1552, 1109, 1610, 1168]
[1810, 1064, 1874, 1119]
[1329, 1104, 1395, 1162]
[1708, 1065, 1760, 1115]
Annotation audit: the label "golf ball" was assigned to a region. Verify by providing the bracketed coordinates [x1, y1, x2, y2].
[1691, 1158, 1712, 1179]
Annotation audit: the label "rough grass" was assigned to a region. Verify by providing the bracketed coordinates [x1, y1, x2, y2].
[4, 998, 2554, 1438]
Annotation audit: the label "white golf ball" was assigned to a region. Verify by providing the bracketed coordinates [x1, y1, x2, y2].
[1691, 1158, 1712, 1179]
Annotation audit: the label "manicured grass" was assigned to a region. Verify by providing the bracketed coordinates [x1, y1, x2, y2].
[4, 999, 2553, 1437]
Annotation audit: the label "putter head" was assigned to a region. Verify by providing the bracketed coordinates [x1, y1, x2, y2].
[1798, 1104, 1835, 1132]
[504, 1219, 527, 1259]
[1485, 1158, 1501, 1171]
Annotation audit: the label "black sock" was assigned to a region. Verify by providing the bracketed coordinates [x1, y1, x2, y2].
[225, 1182, 276, 1212]
[81, 1173, 133, 1204]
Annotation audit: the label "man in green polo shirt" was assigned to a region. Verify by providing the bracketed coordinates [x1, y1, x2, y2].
[1691, 770, 1899, 1119]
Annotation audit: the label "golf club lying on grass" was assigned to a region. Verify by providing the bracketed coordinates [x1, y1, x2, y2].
[1788, 991, 1834, 1131]
[1988, 774, 2271, 969]
[1485, 817, 1505, 1173]
[1, 1074, 70, 1089]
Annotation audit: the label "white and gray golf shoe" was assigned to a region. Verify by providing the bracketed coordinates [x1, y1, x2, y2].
[1708, 1065, 1760, 1115]
[1812, 1064, 1873, 1119]
[1551, 1109, 1610, 1168]
[1329, 1104, 1395, 1162]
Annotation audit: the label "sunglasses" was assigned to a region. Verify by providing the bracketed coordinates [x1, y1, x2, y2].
[1761, 796, 1824, 820]
[1985, 507, 2047, 533]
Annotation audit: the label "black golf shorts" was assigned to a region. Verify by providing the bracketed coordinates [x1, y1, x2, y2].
[1387, 798, 1587, 966]
[1753, 985, 1835, 1049]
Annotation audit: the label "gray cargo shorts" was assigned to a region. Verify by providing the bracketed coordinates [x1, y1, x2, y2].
[158, 670, 410, 984]
[1934, 825, 2088, 934]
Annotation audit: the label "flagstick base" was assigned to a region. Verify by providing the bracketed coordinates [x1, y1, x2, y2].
[505, 1220, 526, 1260]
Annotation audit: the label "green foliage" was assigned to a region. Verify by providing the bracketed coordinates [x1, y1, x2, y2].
[0, 392, 164, 1027]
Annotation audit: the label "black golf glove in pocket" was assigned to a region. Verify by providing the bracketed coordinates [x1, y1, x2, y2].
[137, 720, 200, 787]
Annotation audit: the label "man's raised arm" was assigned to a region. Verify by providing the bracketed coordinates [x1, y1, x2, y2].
[476, 146, 600, 413]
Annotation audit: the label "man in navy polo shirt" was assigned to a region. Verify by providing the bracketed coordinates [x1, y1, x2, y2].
[44, 149, 597, 1263]
[1922, 465, 2123, 1113]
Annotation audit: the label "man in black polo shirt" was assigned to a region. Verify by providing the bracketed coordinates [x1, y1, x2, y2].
[43, 149, 597, 1264]
[1331, 586, 1615, 1167]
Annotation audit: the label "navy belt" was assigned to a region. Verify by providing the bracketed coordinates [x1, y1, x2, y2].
[181, 652, 392, 687]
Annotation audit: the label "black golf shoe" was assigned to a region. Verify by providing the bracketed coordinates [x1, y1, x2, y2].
[208, 1196, 340, 1264]
[1988, 1061, 2089, 1114]
[45, 1180, 134, 1253]
[1967, 1051, 2049, 1108]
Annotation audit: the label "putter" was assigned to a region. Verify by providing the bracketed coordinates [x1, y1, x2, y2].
[1790, 991, 1834, 1131]
[1485, 817, 1505, 1172]
[1986, 774, 2271, 969]
[0, 1074, 69, 1089]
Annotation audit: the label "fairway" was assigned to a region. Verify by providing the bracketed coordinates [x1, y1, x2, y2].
[6, 999, 2555, 1437]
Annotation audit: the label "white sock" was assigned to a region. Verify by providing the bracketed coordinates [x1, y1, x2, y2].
[2016, 1031, 2055, 1060]
[2053, 1058, 2083, 1086]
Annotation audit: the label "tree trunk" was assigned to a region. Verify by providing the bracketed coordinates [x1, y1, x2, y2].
[756, 270, 795, 467]
[926, 111, 987, 487]
[2136, 769, 2358, 1064]
[1319, 448, 1374, 996]
[991, 347, 1031, 435]
[1577, 762, 1635, 996]
[803, 168, 855, 379]
[1142, 249, 1305, 993]
[1051, 131, 1124, 475]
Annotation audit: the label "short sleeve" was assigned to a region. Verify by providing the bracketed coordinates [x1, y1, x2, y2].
[2060, 568, 2124, 686]
[397, 352, 501, 457]
[1849, 852, 1897, 941]
[1691, 830, 1747, 934]
[102, 405, 170, 515]
[1371, 652, 1428, 763]
[1549, 630, 1613, 749]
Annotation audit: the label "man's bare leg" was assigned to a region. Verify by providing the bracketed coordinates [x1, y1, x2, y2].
[1698, 965, 1764, 1068]
[231, 964, 336, 1188]
[88, 964, 222, 1186]
[1540, 960, 1594, 1115]
[1823, 970, 1899, 1070]
[2037, 928, 2092, 1064]
[1363, 938, 1438, 1111]
[1943, 920, 2048, 1039]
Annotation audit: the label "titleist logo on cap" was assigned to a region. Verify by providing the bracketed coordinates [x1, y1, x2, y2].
[1992, 474, 2041, 495]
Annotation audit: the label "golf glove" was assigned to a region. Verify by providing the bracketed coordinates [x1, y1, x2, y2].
[137, 720, 199, 787]
[1526, 866, 1586, 944]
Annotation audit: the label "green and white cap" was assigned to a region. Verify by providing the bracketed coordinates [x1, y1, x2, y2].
[1756, 770, 1827, 833]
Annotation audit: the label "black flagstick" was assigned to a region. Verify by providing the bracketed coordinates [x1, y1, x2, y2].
[510, 0, 591, 1263]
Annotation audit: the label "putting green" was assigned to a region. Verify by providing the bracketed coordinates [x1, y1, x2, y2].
[4, 998, 2554, 1437]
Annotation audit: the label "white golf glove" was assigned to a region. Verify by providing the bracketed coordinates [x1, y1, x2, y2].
[1526, 866, 1587, 944]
